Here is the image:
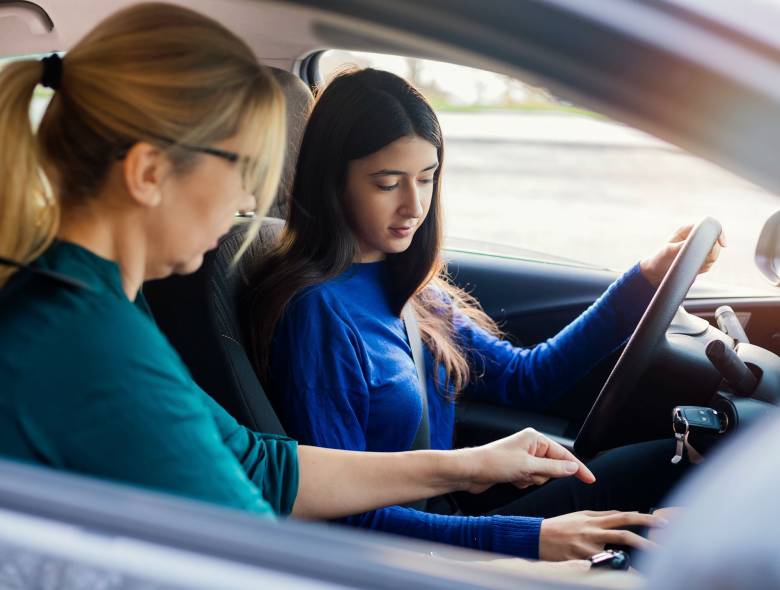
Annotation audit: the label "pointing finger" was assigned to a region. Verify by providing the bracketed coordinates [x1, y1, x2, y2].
[526, 455, 595, 484]
[532, 437, 596, 484]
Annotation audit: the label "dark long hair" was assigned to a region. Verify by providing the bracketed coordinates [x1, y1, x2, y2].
[246, 68, 498, 394]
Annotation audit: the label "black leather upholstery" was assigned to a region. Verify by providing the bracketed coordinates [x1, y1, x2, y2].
[144, 66, 312, 432]
[266, 68, 313, 219]
[144, 218, 285, 432]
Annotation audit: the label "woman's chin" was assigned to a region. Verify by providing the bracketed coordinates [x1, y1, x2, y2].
[384, 237, 415, 254]
[173, 254, 205, 276]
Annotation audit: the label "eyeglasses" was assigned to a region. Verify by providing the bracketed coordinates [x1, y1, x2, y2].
[114, 137, 257, 193]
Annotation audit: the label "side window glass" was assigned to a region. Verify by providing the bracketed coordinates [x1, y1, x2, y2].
[318, 51, 779, 296]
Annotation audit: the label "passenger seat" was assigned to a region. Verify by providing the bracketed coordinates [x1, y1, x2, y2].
[143, 67, 313, 432]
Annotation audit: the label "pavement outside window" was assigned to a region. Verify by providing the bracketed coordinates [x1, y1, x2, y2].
[440, 111, 778, 295]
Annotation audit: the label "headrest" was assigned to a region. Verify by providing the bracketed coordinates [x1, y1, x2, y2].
[144, 217, 285, 433]
[266, 67, 313, 219]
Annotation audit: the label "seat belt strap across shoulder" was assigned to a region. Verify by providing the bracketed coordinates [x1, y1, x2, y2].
[401, 304, 430, 451]
[402, 304, 461, 515]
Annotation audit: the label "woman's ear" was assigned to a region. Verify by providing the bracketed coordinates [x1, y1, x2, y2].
[121, 142, 170, 208]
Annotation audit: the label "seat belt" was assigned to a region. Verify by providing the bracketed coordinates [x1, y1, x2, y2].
[402, 305, 430, 451]
[401, 305, 431, 512]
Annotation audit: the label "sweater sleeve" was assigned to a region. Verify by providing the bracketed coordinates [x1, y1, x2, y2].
[22, 312, 291, 519]
[199, 390, 300, 516]
[348, 506, 543, 559]
[271, 288, 544, 558]
[461, 263, 656, 409]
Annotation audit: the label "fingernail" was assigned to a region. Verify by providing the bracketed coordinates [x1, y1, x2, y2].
[656, 518, 670, 527]
[565, 461, 579, 473]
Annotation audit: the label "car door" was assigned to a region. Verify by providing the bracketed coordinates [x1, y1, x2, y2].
[446, 251, 621, 448]
[447, 249, 780, 451]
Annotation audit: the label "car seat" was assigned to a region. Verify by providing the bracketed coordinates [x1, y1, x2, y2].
[143, 67, 312, 432]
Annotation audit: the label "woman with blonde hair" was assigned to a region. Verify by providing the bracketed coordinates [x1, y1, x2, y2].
[0, 3, 593, 525]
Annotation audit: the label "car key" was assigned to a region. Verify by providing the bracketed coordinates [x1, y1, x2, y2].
[671, 406, 728, 464]
[677, 406, 728, 432]
[671, 424, 686, 465]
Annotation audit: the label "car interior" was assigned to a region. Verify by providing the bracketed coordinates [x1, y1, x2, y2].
[4, 0, 780, 586]
[138, 36, 780, 474]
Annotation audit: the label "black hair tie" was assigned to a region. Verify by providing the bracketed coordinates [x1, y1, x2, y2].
[40, 54, 62, 90]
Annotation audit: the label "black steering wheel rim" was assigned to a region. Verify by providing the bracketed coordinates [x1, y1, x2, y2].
[574, 217, 722, 459]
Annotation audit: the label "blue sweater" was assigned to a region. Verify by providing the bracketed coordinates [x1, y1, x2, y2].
[271, 261, 656, 558]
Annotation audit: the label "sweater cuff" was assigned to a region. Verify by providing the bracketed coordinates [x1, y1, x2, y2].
[624, 262, 657, 301]
[606, 262, 657, 326]
[487, 515, 543, 559]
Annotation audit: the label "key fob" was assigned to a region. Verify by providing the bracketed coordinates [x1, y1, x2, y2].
[671, 406, 728, 464]
[673, 406, 728, 434]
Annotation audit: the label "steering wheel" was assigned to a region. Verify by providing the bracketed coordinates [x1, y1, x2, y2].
[574, 217, 722, 459]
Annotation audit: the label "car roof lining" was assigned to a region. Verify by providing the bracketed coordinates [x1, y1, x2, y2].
[0, 0, 504, 72]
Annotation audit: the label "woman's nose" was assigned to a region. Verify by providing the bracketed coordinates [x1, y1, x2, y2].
[399, 182, 424, 218]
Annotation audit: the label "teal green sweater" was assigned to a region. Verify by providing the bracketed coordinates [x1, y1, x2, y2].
[0, 241, 298, 516]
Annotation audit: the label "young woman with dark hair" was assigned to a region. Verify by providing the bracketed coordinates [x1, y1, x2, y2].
[247, 68, 724, 560]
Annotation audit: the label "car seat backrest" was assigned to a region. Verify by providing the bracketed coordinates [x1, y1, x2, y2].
[144, 218, 285, 432]
[266, 67, 314, 219]
[144, 66, 313, 432]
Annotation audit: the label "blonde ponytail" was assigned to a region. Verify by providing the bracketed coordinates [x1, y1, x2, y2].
[0, 60, 58, 287]
[0, 2, 286, 288]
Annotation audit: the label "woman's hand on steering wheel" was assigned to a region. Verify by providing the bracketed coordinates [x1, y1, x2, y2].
[640, 224, 727, 287]
[462, 428, 596, 494]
